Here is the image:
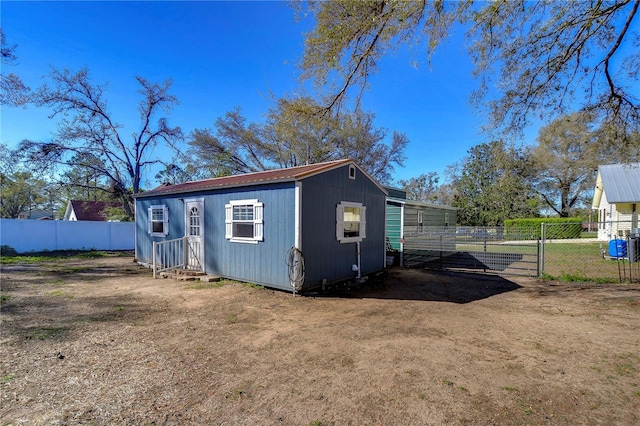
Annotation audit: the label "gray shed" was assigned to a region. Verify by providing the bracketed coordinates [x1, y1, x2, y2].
[134, 159, 387, 292]
[385, 187, 458, 265]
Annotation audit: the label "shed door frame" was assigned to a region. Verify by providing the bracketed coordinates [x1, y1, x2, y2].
[184, 198, 205, 271]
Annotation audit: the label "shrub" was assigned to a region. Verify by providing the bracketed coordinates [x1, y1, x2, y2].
[0, 245, 18, 257]
[504, 218, 583, 240]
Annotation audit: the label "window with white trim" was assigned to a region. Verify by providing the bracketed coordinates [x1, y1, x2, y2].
[336, 201, 366, 243]
[148, 205, 169, 237]
[188, 206, 200, 236]
[225, 199, 264, 243]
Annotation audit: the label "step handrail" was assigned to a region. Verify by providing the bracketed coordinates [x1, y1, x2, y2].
[152, 237, 186, 278]
[152, 236, 205, 278]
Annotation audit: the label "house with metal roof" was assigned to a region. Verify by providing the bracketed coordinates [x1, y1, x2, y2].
[592, 162, 640, 240]
[133, 159, 387, 293]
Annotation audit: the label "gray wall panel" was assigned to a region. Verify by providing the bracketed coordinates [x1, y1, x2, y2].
[300, 164, 386, 288]
[135, 197, 186, 264]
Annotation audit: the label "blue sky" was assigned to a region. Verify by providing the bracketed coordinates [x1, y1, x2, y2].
[2, 1, 520, 188]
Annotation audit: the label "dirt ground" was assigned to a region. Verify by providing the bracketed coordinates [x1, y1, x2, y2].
[1, 253, 639, 426]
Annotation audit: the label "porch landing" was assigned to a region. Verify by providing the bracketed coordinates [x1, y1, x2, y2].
[159, 268, 221, 282]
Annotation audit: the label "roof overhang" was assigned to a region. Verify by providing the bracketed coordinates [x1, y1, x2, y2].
[134, 176, 300, 199]
[134, 159, 388, 199]
[402, 199, 458, 210]
[386, 197, 406, 205]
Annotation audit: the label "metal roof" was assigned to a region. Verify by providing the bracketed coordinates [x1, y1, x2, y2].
[135, 159, 387, 198]
[598, 162, 640, 203]
[386, 196, 458, 210]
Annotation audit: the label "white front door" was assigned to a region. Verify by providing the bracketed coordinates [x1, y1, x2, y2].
[185, 199, 204, 271]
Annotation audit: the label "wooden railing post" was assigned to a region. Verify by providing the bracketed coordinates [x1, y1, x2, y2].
[152, 241, 157, 279]
[183, 237, 188, 270]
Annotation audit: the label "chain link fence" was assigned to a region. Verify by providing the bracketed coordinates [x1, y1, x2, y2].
[541, 221, 639, 284]
[399, 221, 640, 283]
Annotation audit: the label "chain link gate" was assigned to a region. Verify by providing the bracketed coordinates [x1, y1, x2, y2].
[401, 226, 541, 277]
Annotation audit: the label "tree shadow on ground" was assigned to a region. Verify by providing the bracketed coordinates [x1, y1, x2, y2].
[1, 293, 155, 342]
[1, 262, 147, 284]
[0, 261, 155, 342]
[314, 267, 522, 304]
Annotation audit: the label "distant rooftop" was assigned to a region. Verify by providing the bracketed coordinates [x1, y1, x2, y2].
[66, 200, 122, 221]
[598, 163, 640, 203]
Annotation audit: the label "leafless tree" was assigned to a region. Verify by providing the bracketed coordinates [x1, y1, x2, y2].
[20, 68, 183, 217]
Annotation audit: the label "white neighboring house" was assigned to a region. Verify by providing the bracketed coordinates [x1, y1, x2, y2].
[592, 163, 640, 241]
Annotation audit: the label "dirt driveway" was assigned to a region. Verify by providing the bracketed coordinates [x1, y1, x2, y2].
[1, 253, 639, 425]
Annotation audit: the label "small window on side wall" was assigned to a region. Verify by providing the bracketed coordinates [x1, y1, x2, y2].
[148, 205, 169, 237]
[336, 201, 366, 243]
[225, 199, 264, 244]
[349, 164, 356, 180]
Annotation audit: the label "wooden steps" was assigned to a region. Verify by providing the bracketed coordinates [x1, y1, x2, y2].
[159, 268, 220, 282]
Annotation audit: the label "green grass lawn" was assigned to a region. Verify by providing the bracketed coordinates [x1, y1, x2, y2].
[542, 242, 637, 282]
[453, 240, 638, 283]
[0, 250, 131, 265]
[455, 241, 538, 255]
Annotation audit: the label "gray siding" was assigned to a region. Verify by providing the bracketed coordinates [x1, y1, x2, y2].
[136, 182, 296, 291]
[404, 205, 457, 234]
[135, 197, 186, 261]
[300, 164, 386, 288]
[206, 185, 295, 290]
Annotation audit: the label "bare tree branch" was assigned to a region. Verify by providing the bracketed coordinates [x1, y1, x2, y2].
[24, 68, 183, 218]
[300, 0, 640, 138]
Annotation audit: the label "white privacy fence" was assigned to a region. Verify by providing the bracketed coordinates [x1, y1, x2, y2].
[0, 219, 134, 253]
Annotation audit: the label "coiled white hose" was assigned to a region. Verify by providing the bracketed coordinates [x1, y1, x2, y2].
[286, 246, 305, 294]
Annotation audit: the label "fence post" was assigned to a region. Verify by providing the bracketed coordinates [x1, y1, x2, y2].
[537, 238, 541, 277]
[483, 231, 487, 273]
[540, 222, 546, 277]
